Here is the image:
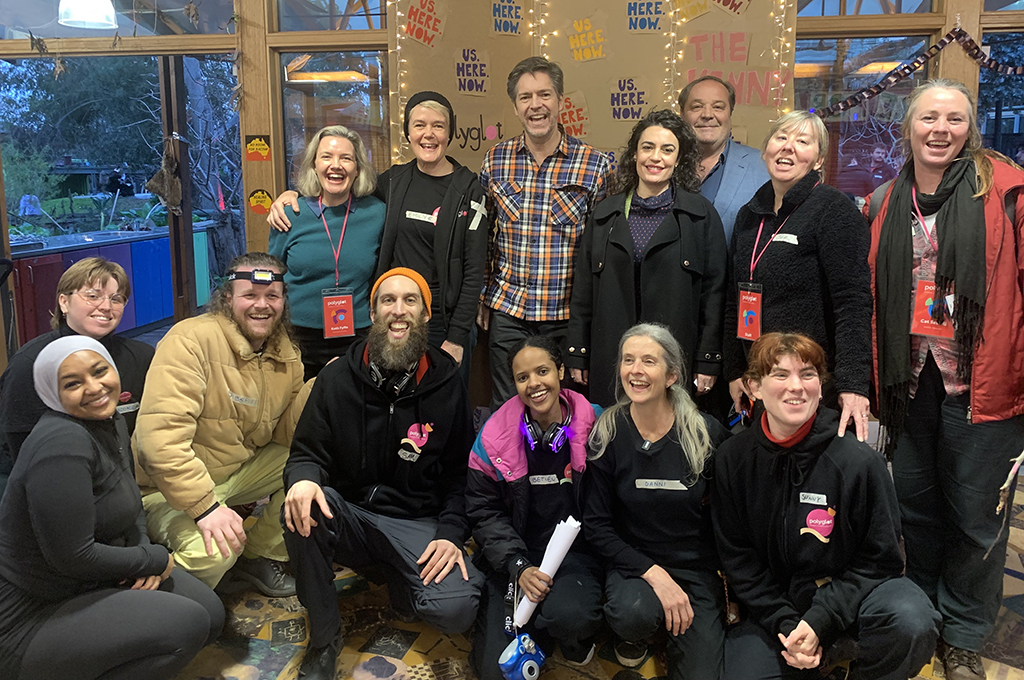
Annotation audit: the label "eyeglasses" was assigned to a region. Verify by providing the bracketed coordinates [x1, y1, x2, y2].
[75, 290, 128, 308]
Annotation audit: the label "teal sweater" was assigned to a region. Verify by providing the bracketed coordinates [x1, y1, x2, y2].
[269, 195, 385, 330]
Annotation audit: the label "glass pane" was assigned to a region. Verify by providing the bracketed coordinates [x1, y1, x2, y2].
[984, 0, 1024, 9]
[278, 0, 386, 31]
[0, 53, 237, 343]
[979, 32, 1024, 161]
[795, 36, 929, 200]
[797, 0, 931, 16]
[281, 51, 390, 189]
[1, 0, 236, 39]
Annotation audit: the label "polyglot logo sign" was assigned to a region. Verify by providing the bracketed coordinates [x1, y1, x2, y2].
[331, 307, 347, 324]
[800, 507, 836, 543]
[454, 114, 505, 152]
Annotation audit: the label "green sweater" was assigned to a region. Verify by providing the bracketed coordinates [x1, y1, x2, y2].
[269, 195, 386, 330]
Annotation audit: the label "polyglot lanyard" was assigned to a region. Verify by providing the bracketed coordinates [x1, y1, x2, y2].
[748, 182, 819, 281]
[320, 193, 353, 286]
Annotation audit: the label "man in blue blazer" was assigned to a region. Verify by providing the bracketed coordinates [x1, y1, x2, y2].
[679, 76, 769, 245]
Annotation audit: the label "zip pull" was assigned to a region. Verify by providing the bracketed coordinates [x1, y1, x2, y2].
[390, 404, 395, 415]
[967, 405, 972, 423]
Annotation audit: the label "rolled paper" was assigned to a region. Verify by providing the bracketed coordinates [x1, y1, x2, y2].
[513, 516, 581, 628]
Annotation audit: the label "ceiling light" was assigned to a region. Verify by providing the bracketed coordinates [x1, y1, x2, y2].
[58, 0, 118, 30]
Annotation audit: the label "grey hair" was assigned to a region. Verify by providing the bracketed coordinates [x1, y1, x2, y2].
[295, 125, 377, 199]
[762, 111, 830, 183]
[587, 323, 712, 482]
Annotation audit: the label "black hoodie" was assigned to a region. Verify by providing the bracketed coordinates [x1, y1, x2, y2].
[711, 407, 904, 648]
[284, 339, 474, 545]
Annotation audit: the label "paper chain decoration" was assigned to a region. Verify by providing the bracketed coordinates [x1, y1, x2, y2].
[816, 27, 1024, 119]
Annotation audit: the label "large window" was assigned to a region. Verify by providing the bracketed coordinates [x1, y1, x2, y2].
[797, 0, 932, 17]
[278, 0, 386, 31]
[280, 50, 390, 188]
[795, 36, 929, 198]
[978, 32, 1024, 160]
[0, 0, 236, 39]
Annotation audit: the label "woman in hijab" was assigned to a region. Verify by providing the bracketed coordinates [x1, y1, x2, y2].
[868, 78, 1024, 680]
[0, 336, 223, 680]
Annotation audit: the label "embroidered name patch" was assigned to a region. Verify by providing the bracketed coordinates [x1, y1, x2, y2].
[229, 391, 258, 407]
[635, 479, 688, 490]
[799, 492, 827, 506]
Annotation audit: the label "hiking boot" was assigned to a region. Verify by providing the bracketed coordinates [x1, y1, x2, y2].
[233, 556, 296, 597]
[614, 639, 648, 668]
[943, 643, 986, 680]
[299, 635, 342, 680]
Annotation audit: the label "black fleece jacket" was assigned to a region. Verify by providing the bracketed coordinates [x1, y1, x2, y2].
[374, 159, 488, 348]
[284, 340, 474, 545]
[723, 171, 871, 396]
[712, 407, 904, 648]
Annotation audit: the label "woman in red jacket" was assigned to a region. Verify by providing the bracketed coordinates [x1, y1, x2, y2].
[868, 78, 1024, 680]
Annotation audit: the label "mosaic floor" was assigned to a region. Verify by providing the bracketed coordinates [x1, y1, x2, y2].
[173, 504, 1024, 680]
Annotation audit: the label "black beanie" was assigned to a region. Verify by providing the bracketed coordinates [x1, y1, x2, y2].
[404, 91, 456, 140]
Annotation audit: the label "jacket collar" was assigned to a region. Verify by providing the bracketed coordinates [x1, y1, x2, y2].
[747, 169, 820, 217]
[595, 185, 709, 221]
[212, 313, 299, 364]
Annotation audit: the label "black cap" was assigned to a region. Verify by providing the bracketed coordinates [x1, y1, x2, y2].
[404, 91, 456, 140]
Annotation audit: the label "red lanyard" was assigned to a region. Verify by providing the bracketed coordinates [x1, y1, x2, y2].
[320, 194, 353, 286]
[911, 187, 938, 252]
[748, 182, 818, 281]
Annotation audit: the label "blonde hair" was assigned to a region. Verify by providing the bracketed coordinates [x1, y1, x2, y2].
[763, 110, 830, 183]
[52, 257, 130, 330]
[408, 100, 451, 133]
[899, 78, 1020, 197]
[587, 323, 712, 482]
[295, 125, 377, 199]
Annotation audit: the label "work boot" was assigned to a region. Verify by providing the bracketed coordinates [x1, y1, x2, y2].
[233, 555, 296, 597]
[299, 634, 342, 680]
[943, 643, 986, 680]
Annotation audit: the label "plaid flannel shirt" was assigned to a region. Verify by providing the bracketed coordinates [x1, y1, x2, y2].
[479, 130, 611, 321]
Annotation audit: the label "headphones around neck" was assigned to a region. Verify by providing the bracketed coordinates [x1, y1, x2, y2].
[521, 394, 573, 453]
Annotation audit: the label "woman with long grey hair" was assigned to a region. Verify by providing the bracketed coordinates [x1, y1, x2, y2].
[582, 323, 727, 678]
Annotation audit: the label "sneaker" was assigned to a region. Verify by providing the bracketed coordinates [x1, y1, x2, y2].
[562, 642, 596, 667]
[614, 639, 648, 668]
[299, 635, 342, 680]
[233, 556, 296, 597]
[943, 643, 986, 680]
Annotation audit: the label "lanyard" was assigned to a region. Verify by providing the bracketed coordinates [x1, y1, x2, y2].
[320, 194, 353, 286]
[911, 187, 939, 252]
[748, 182, 818, 281]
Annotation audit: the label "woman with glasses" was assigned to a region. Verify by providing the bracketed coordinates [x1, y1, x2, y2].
[0, 258, 154, 488]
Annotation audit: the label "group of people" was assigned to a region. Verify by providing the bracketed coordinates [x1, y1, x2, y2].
[0, 53, 1018, 680]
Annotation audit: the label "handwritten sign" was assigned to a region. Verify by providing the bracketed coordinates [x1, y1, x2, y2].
[625, 1, 665, 31]
[567, 18, 606, 62]
[674, 0, 710, 22]
[405, 0, 445, 47]
[710, 0, 749, 16]
[492, 0, 523, 35]
[684, 68, 791, 106]
[454, 48, 490, 96]
[689, 32, 749, 63]
[610, 79, 647, 121]
[560, 91, 591, 138]
[601, 149, 620, 175]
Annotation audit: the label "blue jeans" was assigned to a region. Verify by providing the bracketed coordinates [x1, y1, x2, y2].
[892, 353, 1024, 651]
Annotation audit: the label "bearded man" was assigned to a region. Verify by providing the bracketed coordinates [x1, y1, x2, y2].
[134, 252, 307, 597]
[283, 267, 483, 680]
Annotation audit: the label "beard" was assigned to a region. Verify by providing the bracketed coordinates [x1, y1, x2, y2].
[367, 310, 430, 372]
[230, 309, 285, 350]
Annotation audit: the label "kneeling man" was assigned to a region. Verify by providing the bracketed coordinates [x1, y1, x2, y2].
[713, 333, 939, 680]
[284, 268, 484, 680]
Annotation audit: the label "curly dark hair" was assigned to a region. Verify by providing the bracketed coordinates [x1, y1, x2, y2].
[507, 334, 564, 376]
[613, 109, 701, 195]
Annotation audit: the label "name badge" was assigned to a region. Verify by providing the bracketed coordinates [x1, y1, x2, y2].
[529, 474, 559, 486]
[229, 391, 258, 407]
[322, 287, 355, 339]
[635, 479, 688, 490]
[799, 492, 827, 505]
[773, 233, 799, 245]
[116, 402, 140, 414]
[737, 282, 762, 341]
[406, 210, 437, 224]
[910, 280, 955, 339]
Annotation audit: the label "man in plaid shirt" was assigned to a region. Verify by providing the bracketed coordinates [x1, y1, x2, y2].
[477, 57, 612, 409]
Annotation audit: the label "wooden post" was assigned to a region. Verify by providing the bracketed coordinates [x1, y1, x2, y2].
[157, 55, 198, 321]
[935, 7, 981, 99]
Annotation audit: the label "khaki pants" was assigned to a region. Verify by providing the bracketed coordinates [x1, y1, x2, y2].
[142, 442, 289, 588]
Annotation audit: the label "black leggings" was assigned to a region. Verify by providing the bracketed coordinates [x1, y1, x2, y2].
[18, 569, 224, 680]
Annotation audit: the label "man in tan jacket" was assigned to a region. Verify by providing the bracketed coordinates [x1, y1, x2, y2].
[134, 252, 307, 596]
